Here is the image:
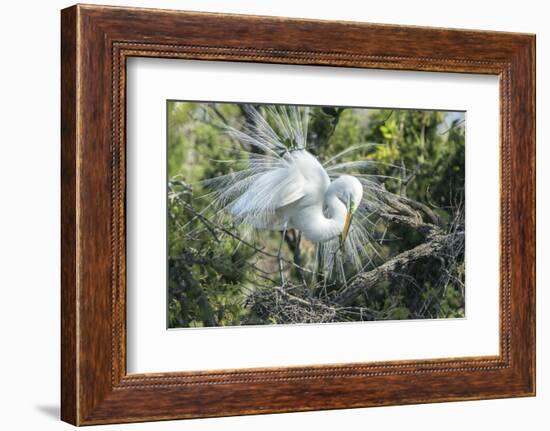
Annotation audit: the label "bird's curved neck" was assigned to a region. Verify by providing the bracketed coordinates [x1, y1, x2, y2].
[292, 185, 347, 243]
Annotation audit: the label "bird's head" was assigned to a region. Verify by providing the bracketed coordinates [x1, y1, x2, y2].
[332, 175, 363, 246]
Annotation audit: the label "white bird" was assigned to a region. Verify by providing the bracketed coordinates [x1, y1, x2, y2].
[203, 105, 386, 282]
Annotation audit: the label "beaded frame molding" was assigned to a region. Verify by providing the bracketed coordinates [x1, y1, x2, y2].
[61, 4, 535, 425]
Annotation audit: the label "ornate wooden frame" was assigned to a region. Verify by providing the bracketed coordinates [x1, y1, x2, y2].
[61, 4, 536, 425]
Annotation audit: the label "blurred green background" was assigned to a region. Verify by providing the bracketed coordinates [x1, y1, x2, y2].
[167, 102, 465, 328]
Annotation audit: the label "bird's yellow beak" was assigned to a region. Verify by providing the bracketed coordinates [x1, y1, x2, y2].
[340, 202, 355, 247]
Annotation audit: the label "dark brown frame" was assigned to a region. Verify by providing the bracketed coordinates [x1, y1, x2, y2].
[61, 4, 536, 426]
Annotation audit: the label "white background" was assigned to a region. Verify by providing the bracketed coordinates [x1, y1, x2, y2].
[0, 0, 547, 430]
[127, 59, 500, 373]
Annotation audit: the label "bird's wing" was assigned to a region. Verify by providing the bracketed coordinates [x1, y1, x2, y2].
[228, 159, 307, 229]
[203, 105, 326, 230]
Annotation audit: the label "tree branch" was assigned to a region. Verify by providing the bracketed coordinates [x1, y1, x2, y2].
[333, 232, 459, 306]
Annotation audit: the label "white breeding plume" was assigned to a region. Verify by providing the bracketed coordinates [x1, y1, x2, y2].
[203, 105, 390, 281]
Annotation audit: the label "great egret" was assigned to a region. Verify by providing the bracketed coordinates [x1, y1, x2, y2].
[204, 105, 385, 283]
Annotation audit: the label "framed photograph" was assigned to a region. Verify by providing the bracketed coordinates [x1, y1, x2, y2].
[61, 4, 535, 425]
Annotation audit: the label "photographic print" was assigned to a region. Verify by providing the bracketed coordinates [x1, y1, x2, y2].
[60, 7, 535, 423]
[167, 102, 465, 328]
